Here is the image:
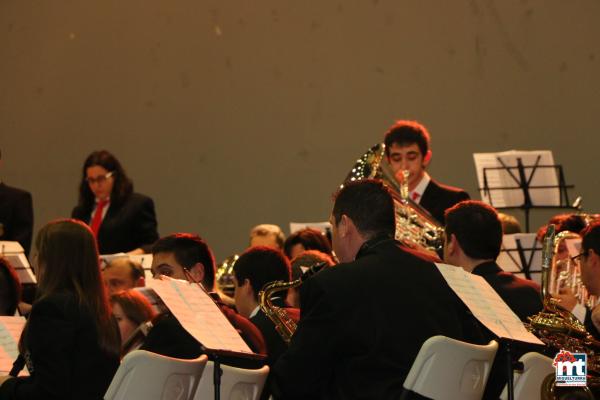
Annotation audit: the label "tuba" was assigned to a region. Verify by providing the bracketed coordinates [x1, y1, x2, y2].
[258, 262, 327, 344]
[342, 143, 444, 258]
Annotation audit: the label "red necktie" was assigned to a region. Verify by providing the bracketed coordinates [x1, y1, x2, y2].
[412, 192, 420, 202]
[90, 200, 108, 237]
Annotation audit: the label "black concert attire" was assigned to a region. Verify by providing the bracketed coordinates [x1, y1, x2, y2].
[0, 183, 33, 256]
[71, 192, 158, 254]
[0, 293, 119, 400]
[472, 261, 544, 400]
[419, 179, 470, 224]
[272, 235, 484, 400]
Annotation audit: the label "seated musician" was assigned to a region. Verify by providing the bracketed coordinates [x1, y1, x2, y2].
[232, 246, 298, 367]
[0, 257, 21, 316]
[443, 200, 543, 399]
[110, 290, 157, 355]
[384, 120, 469, 223]
[102, 257, 145, 295]
[249, 224, 285, 250]
[283, 228, 333, 260]
[272, 179, 482, 399]
[140, 233, 267, 364]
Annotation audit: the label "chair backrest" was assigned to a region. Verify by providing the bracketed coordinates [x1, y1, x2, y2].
[402, 335, 498, 400]
[104, 350, 208, 400]
[500, 352, 554, 400]
[194, 361, 270, 400]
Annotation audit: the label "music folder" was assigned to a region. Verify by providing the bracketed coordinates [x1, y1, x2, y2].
[146, 277, 262, 359]
[0, 241, 36, 284]
[435, 263, 543, 346]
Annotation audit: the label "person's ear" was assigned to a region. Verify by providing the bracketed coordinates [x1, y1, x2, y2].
[339, 214, 352, 238]
[189, 263, 205, 283]
[422, 150, 432, 168]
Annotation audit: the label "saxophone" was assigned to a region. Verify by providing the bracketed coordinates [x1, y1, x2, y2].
[258, 262, 327, 344]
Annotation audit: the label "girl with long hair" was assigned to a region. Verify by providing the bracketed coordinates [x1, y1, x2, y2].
[0, 219, 120, 399]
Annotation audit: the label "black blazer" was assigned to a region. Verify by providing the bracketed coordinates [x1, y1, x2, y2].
[0, 183, 33, 256]
[419, 179, 470, 224]
[273, 237, 483, 400]
[0, 293, 119, 400]
[71, 192, 159, 254]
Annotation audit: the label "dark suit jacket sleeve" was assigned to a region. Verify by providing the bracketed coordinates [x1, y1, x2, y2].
[11, 191, 33, 257]
[0, 297, 79, 399]
[134, 196, 159, 253]
[585, 307, 600, 341]
[272, 278, 337, 399]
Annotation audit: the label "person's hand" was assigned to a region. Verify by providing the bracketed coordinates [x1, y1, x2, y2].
[554, 287, 577, 311]
[0, 375, 13, 385]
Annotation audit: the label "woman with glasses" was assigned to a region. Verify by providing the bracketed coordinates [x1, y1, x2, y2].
[71, 150, 159, 255]
[0, 219, 120, 399]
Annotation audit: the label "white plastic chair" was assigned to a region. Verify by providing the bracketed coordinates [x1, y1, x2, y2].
[194, 361, 269, 400]
[500, 352, 554, 400]
[402, 335, 498, 400]
[104, 350, 208, 400]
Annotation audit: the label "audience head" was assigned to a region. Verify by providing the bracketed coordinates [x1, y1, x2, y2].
[579, 222, 600, 296]
[383, 120, 432, 189]
[232, 246, 291, 318]
[283, 228, 333, 260]
[331, 179, 395, 262]
[151, 233, 216, 291]
[78, 150, 133, 209]
[249, 224, 285, 250]
[443, 201, 502, 269]
[32, 219, 119, 355]
[497, 213, 522, 234]
[0, 257, 21, 315]
[287, 250, 335, 308]
[103, 258, 145, 295]
[110, 290, 157, 345]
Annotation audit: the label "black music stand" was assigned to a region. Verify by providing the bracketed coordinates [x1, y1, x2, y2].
[480, 155, 574, 232]
[498, 234, 543, 281]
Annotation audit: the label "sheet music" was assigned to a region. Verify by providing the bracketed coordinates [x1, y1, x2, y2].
[436, 263, 543, 345]
[0, 316, 27, 376]
[474, 150, 560, 207]
[147, 278, 253, 354]
[289, 221, 331, 235]
[1, 253, 36, 284]
[497, 233, 542, 284]
[565, 238, 582, 258]
[0, 241, 24, 254]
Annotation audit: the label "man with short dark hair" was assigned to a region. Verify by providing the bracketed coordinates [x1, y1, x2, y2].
[0, 149, 33, 256]
[233, 246, 297, 370]
[141, 233, 266, 361]
[384, 120, 469, 223]
[273, 179, 480, 399]
[443, 200, 542, 321]
[575, 222, 600, 339]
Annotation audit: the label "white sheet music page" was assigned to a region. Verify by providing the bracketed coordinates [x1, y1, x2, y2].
[147, 278, 253, 354]
[474, 150, 560, 207]
[436, 263, 543, 345]
[0, 316, 27, 376]
[289, 221, 331, 235]
[497, 233, 542, 285]
[2, 254, 36, 284]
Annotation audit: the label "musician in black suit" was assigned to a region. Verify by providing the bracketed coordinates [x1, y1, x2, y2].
[384, 120, 469, 224]
[443, 200, 543, 399]
[71, 150, 159, 255]
[0, 150, 33, 256]
[272, 179, 483, 400]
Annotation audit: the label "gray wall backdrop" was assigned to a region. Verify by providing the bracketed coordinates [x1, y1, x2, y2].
[1, 1, 599, 260]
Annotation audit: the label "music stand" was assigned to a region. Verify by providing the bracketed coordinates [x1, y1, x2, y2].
[475, 151, 575, 232]
[497, 234, 543, 283]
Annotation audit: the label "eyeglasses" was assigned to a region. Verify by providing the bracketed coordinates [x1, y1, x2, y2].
[85, 171, 114, 185]
[571, 250, 589, 263]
